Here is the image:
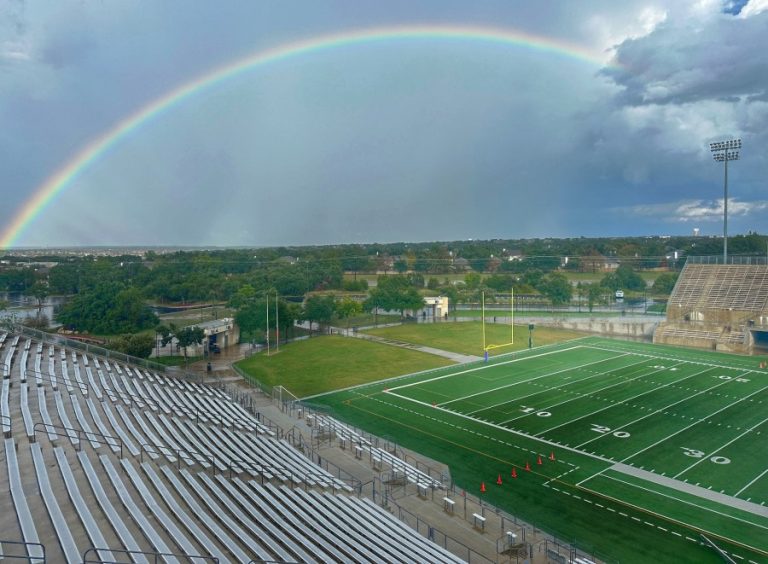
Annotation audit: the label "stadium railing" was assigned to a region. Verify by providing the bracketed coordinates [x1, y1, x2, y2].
[0, 539, 47, 562]
[32, 422, 124, 458]
[687, 255, 768, 265]
[82, 547, 219, 564]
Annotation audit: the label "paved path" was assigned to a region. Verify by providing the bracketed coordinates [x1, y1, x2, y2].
[611, 463, 768, 518]
[349, 331, 482, 364]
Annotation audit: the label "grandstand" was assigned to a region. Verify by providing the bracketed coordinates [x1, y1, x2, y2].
[654, 257, 768, 353]
[0, 330, 467, 562]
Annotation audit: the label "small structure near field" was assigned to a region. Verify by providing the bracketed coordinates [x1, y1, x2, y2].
[422, 296, 449, 319]
[193, 317, 239, 355]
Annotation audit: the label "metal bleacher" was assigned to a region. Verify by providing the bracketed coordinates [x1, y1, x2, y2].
[0, 331, 466, 562]
[668, 263, 768, 314]
[656, 261, 768, 352]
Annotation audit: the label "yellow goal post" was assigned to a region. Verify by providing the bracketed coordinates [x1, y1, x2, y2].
[481, 289, 514, 353]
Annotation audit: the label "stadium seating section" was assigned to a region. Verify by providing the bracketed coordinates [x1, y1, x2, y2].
[655, 264, 768, 352]
[0, 331, 462, 563]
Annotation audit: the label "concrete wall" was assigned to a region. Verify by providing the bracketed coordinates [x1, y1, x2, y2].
[518, 316, 659, 339]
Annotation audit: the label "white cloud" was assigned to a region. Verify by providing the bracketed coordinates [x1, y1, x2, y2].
[620, 198, 768, 222]
[740, 0, 768, 17]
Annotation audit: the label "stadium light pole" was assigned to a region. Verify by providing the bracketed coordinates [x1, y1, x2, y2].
[709, 139, 741, 263]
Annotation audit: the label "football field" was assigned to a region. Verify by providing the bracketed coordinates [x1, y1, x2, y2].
[308, 337, 768, 563]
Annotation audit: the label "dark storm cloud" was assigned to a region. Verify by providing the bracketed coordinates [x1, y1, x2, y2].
[604, 9, 768, 106]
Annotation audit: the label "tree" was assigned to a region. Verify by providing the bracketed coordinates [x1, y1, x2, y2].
[584, 283, 603, 313]
[393, 260, 408, 274]
[602, 264, 645, 292]
[365, 277, 424, 318]
[57, 282, 158, 334]
[29, 282, 49, 314]
[541, 273, 572, 306]
[652, 272, 679, 295]
[110, 333, 155, 359]
[464, 272, 482, 290]
[335, 297, 363, 329]
[176, 326, 205, 363]
[304, 295, 336, 334]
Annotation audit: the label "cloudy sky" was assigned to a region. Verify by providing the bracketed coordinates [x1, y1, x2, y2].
[1, 0, 766, 248]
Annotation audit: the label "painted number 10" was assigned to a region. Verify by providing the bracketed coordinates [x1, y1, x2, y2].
[520, 406, 551, 417]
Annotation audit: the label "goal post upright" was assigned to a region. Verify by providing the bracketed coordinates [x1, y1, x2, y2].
[482, 289, 515, 353]
[482, 291, 487, 352]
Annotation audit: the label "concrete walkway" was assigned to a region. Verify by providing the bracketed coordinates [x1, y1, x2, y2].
[350, 331, 482, 364]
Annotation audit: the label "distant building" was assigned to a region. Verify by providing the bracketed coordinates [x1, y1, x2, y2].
[453, 257, 469, 271]
[420, 296, 449, 319]
[192, 318, 239, 355]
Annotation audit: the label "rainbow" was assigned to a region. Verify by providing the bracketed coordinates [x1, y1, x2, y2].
[0, 24, 615, 249]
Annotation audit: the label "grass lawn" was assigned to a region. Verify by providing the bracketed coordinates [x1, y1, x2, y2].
[330, 313, 401, 328]
[365, 321, 587, 356]
[235, 335, 452, 397]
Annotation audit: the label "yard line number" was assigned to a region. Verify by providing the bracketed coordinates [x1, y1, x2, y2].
[520, 406, 552, 417]
[714, 375, 750, 382]
[590, 424, 630, 438]
[680, 447, 731, 464]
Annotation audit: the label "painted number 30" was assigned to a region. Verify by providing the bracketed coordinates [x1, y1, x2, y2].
[590, 424, 630, 438]
[680, 447, 731, 464]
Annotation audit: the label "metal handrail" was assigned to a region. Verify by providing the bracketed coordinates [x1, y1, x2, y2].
[0, 539, 46, 562]
[83, 547, 218, 563]
[32, 422, 123, 458]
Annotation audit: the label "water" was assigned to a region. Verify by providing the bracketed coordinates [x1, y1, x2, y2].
[0, 292, 67, 321]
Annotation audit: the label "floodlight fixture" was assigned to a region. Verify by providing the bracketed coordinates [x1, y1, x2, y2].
[709, 138, 742, 262]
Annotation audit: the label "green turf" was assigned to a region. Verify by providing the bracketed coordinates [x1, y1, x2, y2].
[234, 335, 452, 397]
[307, 337, 768, 563]
[365, 321, 587, 356]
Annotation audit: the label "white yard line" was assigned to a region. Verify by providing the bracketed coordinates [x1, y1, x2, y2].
[391, 345, 586, 395]
[736, 468, 768, 497]
[597, 473, 768, 530]
[585, 344, 765, 375]
[621, 381, 768, 464]
[574, 366, 735, 448]
[674, 415, 768, 479]
[384, 390, 615, 464]
[468, 354, 646, 416]
[532, 361, 687, 436]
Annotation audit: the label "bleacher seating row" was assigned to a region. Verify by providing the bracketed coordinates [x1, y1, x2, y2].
[669, 264, 768, 314]
[311, 413, 444, 489]
[0, 332, 462, 562]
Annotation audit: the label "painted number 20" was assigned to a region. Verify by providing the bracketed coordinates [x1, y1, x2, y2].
[590, 424, 630, 438]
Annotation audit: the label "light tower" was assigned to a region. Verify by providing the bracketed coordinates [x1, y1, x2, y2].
[709, 139, 741, 262]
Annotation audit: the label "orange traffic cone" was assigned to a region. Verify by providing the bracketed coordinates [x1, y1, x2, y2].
[496, 474, 503, 485]
[537, 455, 543, 465]
[549, 452, 556, 461]
[511, 467, 518, 479]
[525, 461, 531, 471]
[480, 482, 486, 493]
